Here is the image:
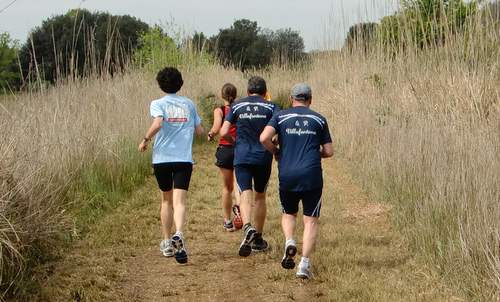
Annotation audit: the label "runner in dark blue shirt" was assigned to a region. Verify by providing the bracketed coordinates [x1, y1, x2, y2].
[260, 83, 333, 279]
[220, 76, 280, 257]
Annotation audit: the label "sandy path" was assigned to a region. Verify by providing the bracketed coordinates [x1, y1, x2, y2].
[37, 147, 457, 301]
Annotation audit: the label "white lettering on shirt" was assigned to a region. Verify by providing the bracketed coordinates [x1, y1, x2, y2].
[240, 113, 267, 120]
[286, 128, 317, 136]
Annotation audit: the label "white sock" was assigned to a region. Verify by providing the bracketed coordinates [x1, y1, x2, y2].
[300, 257, 310, 267]
[285, 238, 296, 247]
[174, 231, 183, 238]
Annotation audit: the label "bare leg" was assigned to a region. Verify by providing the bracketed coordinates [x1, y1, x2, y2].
[282, 213, 297, 241]
[173, 189, 188, 233]
[220, 168, 234, 221]
[254, 192, 267, 233]
[302, 216, 319, 258]
[233, 174, 241, 205]
[240, 190, 253, 226]
[161, 190, 174, 240]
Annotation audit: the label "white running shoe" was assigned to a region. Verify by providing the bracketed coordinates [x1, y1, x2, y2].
[160, 239, 174, 257]
[296, 261, 312, 279]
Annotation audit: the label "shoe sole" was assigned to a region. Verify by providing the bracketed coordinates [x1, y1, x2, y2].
[224, 227, 235, 232]
[162, 250, 174, 257]
[296, 273, 310, 279]
[281, 245, 297, 269]
[239, 230, 256, 257]
[252, 243, 269, 252]
[172, 236, 188, 264]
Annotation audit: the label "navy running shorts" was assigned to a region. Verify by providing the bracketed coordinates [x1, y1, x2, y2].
[215, 145, 235, 170]
[279, 189, 323, 217]
[153, 162, 193, 192]
[235, 163, 272, 193]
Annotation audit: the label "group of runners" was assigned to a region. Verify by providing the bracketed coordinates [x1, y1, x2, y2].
[138, 67, 333, 279]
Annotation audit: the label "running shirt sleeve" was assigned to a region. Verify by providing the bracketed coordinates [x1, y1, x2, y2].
[192, 104, 202, 126]
[321, 120, 333, 144]
[150, 101, 163, 118]
[267, 113, 280, 130]
[225, 105, 237, 124]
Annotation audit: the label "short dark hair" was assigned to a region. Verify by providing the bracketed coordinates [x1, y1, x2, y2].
[221, 83, 237, 104]
[156, 67, 184, 93]
[247, 76, 267, 96]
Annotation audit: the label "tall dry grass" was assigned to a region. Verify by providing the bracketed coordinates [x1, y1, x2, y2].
[0, 3, 498, 300]
[0, 73, 158, 295]
[304, 8, 499, 299]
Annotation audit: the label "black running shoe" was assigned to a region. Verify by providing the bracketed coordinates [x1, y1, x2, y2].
[251, 233, 269, 252]
[171, 234, 188, 264]
[239, 227, 257, 257]
[281, 241, 297, 269]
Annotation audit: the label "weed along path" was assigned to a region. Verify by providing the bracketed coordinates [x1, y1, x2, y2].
[38, 145, 457, 301]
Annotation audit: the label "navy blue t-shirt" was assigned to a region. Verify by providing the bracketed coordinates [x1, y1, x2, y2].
[268, 106, 332, 191]
[226, 95, 280, 166]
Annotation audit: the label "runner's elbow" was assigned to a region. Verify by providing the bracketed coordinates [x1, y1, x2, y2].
[322, 145, 334, 158]
[323, 149, 334, 158]
[259, 135, 266, 145]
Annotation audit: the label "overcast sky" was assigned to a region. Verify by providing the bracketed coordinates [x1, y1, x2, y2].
[0, 0, 398, 50]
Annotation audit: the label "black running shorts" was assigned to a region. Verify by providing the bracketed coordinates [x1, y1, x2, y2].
[279, 189, 323, 217]
[153, 162, 193, 192]
[215, 145, 235, 170]
[235, 163, 272, 193]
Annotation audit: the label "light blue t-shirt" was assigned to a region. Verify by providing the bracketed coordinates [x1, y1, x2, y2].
[150, 94, 201, 164]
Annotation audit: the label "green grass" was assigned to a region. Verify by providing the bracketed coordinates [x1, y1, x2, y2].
[69, 139, 152, 234]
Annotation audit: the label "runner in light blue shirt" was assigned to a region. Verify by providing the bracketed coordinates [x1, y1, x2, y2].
[150, 93, 201, 164]
[139, 67, 204, 264]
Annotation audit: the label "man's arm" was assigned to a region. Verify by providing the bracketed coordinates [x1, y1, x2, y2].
[260, 126, 278, 155]
[138, 117, 163, 152]
[320, 142, 333, 158]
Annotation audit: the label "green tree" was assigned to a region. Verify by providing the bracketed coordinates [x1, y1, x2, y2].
[269, 28, 306, 66]
[133, 26, 182, 71]
[0, 33, 19, 93]
[378, 0, 477, 52]
[344, 22, 378, 53]
[191, 31, 209, 53]
[210, 19, 306, 70]
[19, 9, 149, 83]
[211, 19, 272, 70]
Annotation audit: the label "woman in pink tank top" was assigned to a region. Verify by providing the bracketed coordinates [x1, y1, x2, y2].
[208, 83, 242, 232]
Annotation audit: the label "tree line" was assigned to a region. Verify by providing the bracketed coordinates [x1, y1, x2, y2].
[0, 10, 306, 93]
[344, 0, 500, 54]
[191, 19, 306, 70]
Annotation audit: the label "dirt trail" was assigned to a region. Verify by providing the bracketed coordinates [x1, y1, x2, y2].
[37, 146, 457, 301]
